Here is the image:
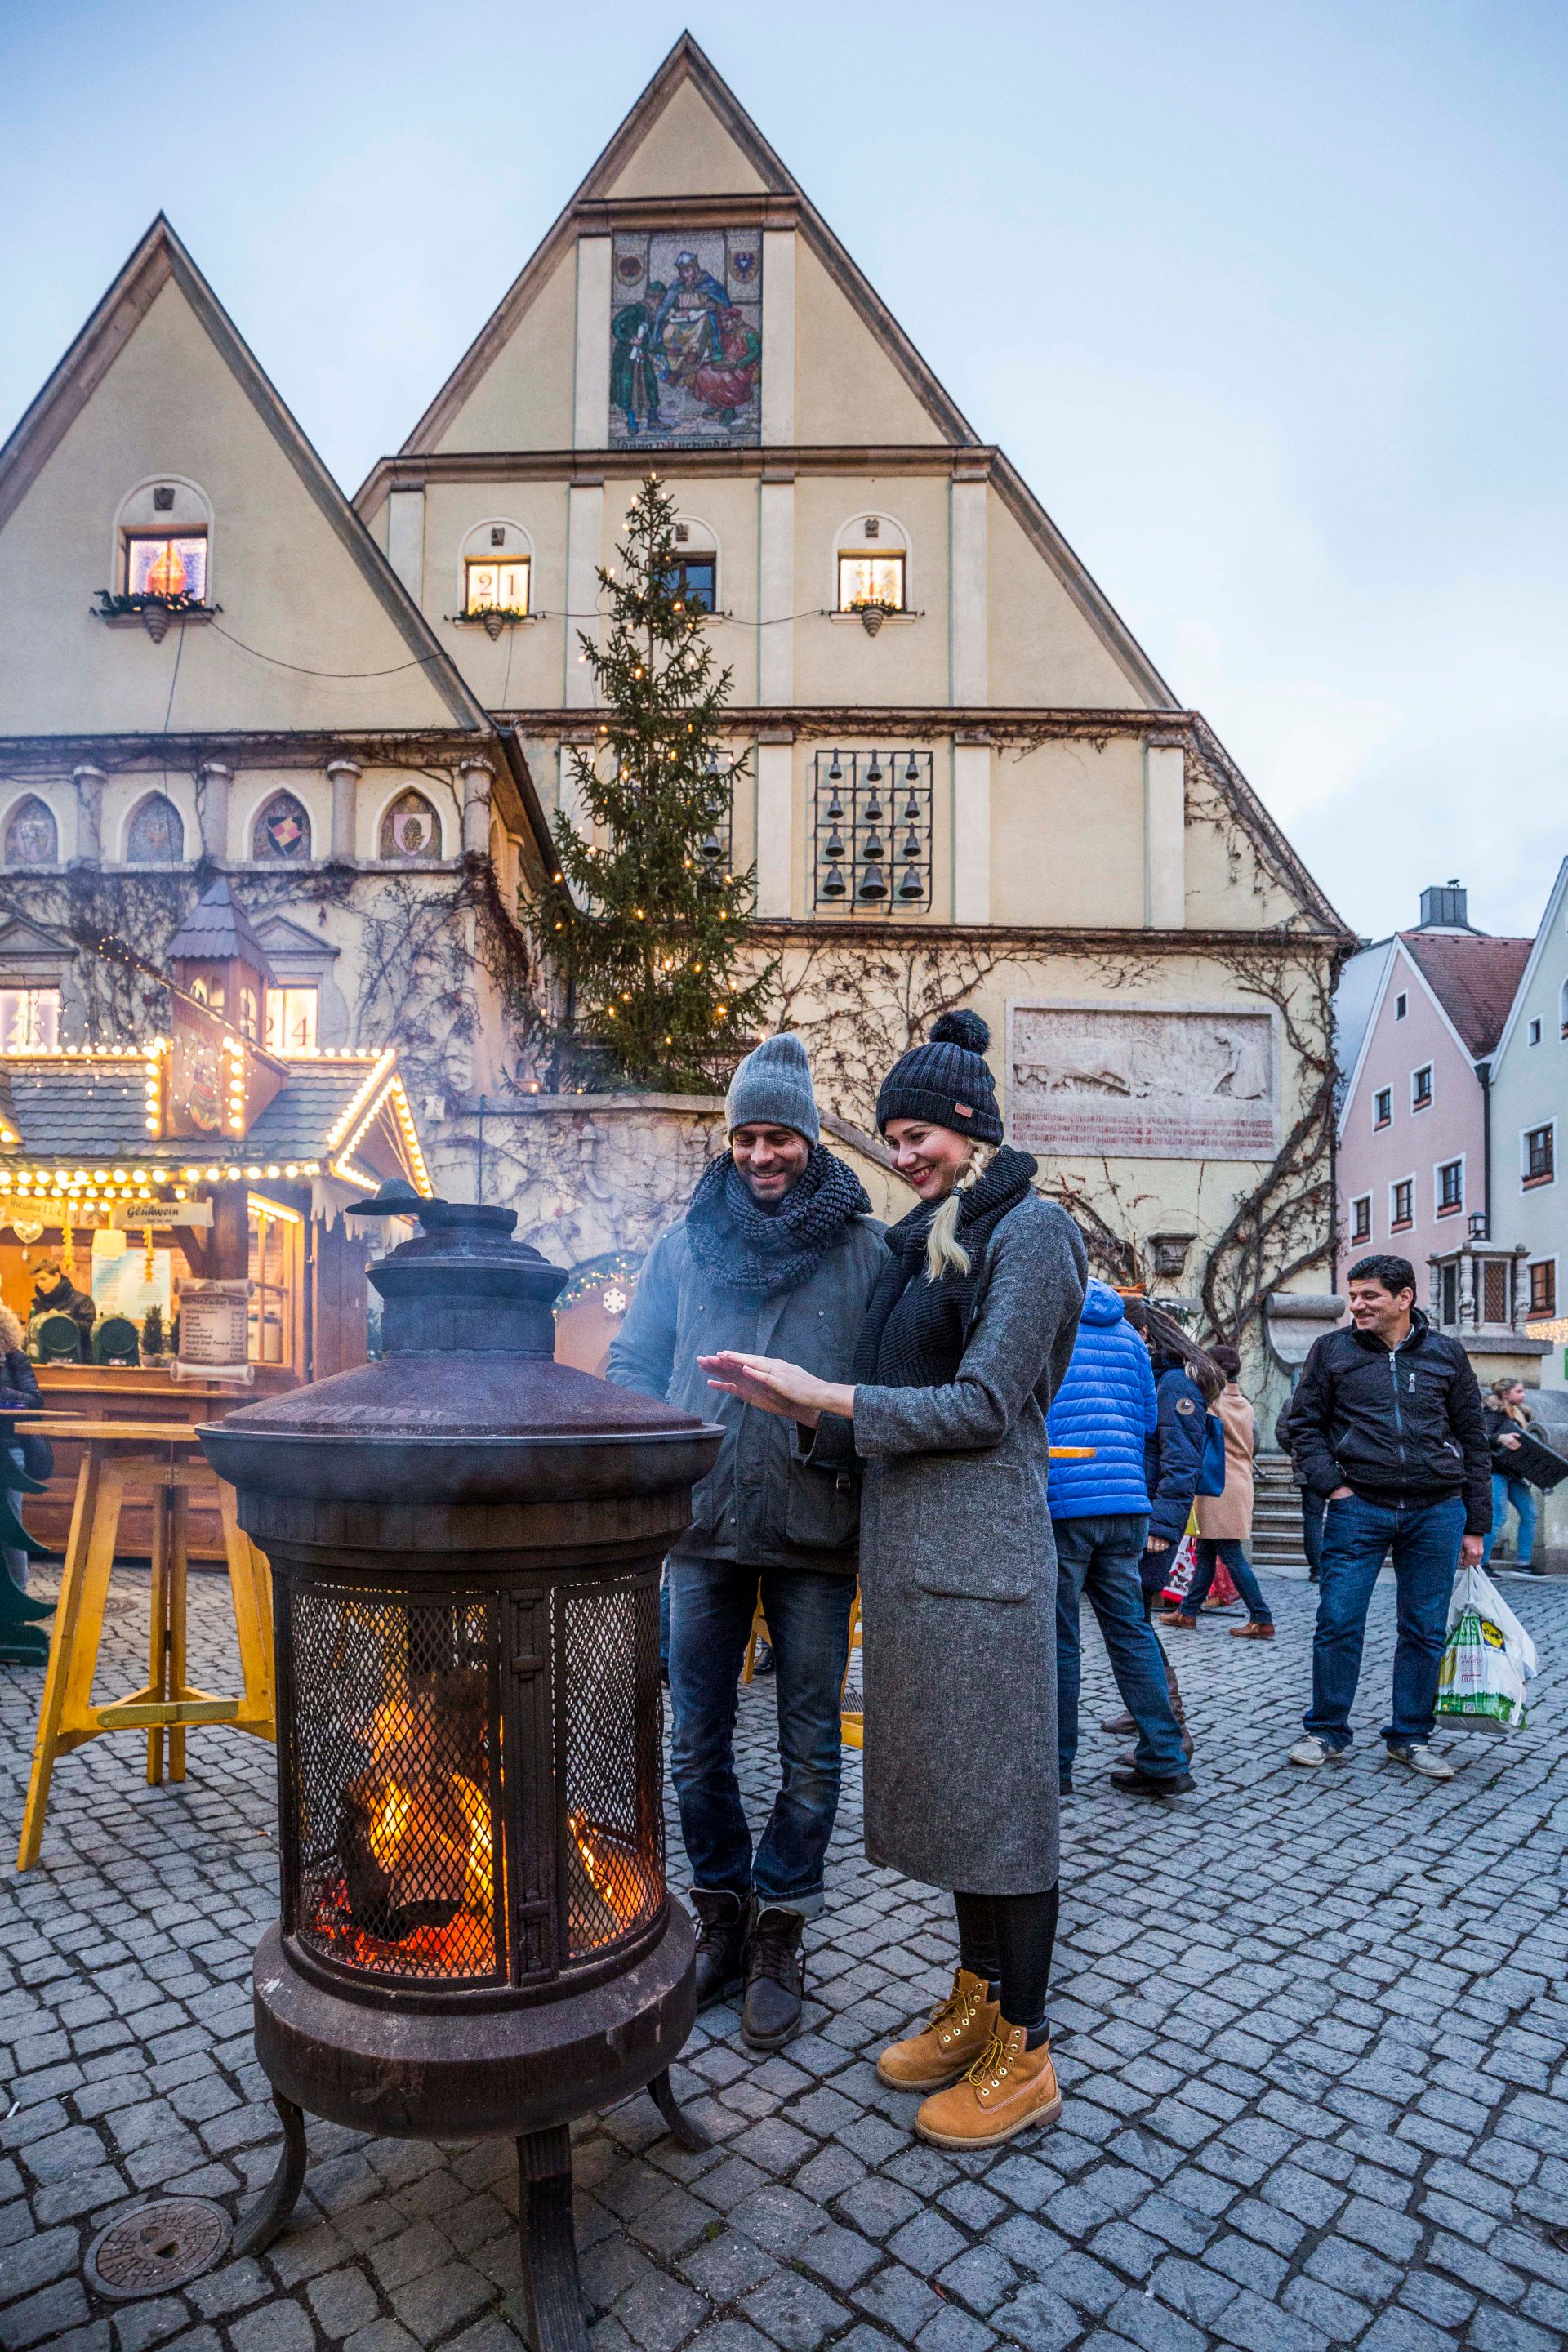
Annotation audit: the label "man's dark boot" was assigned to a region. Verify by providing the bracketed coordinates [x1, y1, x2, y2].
[1101, 1709, 1135, 1735]
[1111, 1765, 1196, 1797]
[691, 1890, 751, 2011]
[742, 1906, 805, 2051]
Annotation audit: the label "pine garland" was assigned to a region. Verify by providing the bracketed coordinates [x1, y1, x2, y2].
[537, 476, 774, 1092]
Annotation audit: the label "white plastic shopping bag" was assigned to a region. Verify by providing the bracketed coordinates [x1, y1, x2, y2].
[1436, 1563, 1539, 1733]
[1161, 1530, 1197, 1607]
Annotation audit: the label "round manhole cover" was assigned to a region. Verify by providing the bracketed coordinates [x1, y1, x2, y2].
[84, 2198, 231, 2299]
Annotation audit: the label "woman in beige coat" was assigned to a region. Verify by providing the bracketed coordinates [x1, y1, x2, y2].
[1159, 1344, 1274, 1637]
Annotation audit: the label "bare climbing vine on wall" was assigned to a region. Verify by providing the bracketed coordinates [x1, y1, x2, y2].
[765, 937, 1003, 1132]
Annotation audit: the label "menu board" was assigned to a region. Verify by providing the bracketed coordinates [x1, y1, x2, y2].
[173, 1281, 253, 1385]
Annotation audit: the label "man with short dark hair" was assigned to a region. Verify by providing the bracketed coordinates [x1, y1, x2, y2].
[608, 1032, 884, 2051]
[1287, 1254, 1490, 1778]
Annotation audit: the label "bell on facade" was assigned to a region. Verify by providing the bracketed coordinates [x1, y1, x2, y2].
[826, 789, 845, 822]
[821, 863, 847, 898]
[866, 755, 883, 784]
[898, 864, 924, 901]
[861, 830, 885, 864]
[904, 755, 920, 785]
[827, 754, 843, 782]
[824, 828, 845, 861]
[857, 863, 889, 902]
[863, 794, 884, 826]
[902, 828, 922, 862]
[698, 831, 723, 867]
[903, 791, 921, 824]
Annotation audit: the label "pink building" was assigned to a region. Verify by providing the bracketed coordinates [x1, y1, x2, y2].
[1337, 885, 1530, 1288]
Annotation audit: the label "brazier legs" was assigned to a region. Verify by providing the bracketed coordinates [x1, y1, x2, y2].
[231, 2091, 309, 2256]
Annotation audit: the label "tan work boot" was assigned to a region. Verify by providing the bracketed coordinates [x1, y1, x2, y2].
[875, 1967, 998, 2090]
[915, 2020, 1063, 2149]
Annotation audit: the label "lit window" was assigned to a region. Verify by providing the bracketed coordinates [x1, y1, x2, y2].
[464, 558, 530, 617]
[1374, 1088, 1392, 1129]
[664, 557, 716, 612]
[247, 1202, 300, 1368]
[1529, 1260, 1557, 1318]
[1412, 1065, 1432, 1109]
[1351, 1195, 1371, 1244]
[3, 796, 57, 866]
[1525, 1125, 1555, 1185]
[1392, 1179, 1414, 1229]
[1437, 1160, 1463, 1213]
[124, 532, 207, 603]
[0, 986, 60, 1050]
[1394, 992, 1407, 1019]
[838, 553, 906, 612]
[379, 790, 440, 860]
[265, 986, 318, 1051]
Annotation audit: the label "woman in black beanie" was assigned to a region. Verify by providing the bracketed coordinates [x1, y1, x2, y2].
[702, 1011, 1088, 2148]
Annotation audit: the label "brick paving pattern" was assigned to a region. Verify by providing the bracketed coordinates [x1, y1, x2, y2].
[2, 1563, 1566, 2350]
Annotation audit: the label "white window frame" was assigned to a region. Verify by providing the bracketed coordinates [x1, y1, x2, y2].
[1521, 1120, 1557, 1190]
[1394, 991, 1407, 1019]
[1349, 1192, 1373, 1245]
[1526, 1255, 1559, 1321]
[1529, 1017, 1542, 1045]
[1373, 1085, 1393, 1130]
[1390, 1173, 1416, 1232]
[1410, 1062, 1434, 1112]
[1433, 1155, 1465, 1218]
[832, 510, 911, 614]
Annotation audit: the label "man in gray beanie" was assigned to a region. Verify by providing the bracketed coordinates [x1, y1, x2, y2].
[608, 1032, 885, 2052]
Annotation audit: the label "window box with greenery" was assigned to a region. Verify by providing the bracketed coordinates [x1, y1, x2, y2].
[455, 555, 537, 638]
[92, 587, 218, 644]
[834, 550, 915, 633]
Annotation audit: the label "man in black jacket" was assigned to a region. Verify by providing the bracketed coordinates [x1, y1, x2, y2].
[1287, 1254, 1489, 1779]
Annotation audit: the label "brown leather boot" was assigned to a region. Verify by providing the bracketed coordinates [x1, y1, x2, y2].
[914, 2020, 1062, 2149]
[1157, 1610, 1199, 1630]
[876, 1967, 998, 2090]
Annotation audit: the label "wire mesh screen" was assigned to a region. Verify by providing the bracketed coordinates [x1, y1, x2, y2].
[289, 1585, 504, 1984]
[559, 1575, 663, 1959]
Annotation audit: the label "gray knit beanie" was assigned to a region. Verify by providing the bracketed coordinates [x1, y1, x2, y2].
[725, 1031, 820, 1145]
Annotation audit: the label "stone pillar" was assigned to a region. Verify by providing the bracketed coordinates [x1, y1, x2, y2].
[754, 734, 794, 919]
[757, 476, 795, 706]
[71, 763, 105, 866]
[760, 229, 795, 445]
[198, 760, 232, 862]
[949, 473, 988, 706]
[458, 756, 494, 858]
[386, 489, 425, 601]
[1143, 737, 1187, 929]
[565, 482, 604, 708]
[952, 737, 992, 926]
[327, 757, 361, 862]
[572, 237, 612, 448]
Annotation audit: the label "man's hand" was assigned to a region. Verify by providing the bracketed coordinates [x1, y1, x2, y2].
[1501, 1433, 1521, 1449]
[1144, 1534, 1165, 1552]
[1330, 1486, 1353, 1500]
[1460, 1534, 1486, 1567]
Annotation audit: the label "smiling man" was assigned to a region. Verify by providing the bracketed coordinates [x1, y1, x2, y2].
[1287, 1254, 1490, 1779]
[606, 1032, 885, 2051]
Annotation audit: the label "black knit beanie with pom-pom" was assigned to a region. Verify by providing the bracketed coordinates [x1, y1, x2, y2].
[874, 1009, 1003, 1143]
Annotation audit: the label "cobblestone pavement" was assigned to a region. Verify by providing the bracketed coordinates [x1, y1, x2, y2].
[2, 1562, 1568, 2351]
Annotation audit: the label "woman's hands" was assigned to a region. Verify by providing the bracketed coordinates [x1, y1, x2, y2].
[697, 1351, 855, 1428]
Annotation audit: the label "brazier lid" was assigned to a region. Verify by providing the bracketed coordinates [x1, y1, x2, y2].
[199, 1193, 722, 1506]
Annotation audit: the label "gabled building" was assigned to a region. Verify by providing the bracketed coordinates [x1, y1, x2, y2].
[1336, 882, 1530, 1287]
[1486, 857, 1568, 1390]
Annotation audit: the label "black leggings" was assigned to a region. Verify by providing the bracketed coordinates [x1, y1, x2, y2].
[952, 1886, 1059, 2032]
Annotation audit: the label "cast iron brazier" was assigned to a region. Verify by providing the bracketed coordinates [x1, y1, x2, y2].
[199, 1192, 722, 2351]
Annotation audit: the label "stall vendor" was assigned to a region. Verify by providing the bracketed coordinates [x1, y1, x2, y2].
[30, 1259, 96, 1343]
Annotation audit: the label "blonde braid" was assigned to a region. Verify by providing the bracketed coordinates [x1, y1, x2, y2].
[924, 1145, 996, 1283]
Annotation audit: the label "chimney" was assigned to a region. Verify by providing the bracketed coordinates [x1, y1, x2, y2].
[1419, 879, 1469, 931]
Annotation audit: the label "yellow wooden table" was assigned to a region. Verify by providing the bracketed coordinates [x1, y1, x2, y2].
[17, 1420, 274, 1873]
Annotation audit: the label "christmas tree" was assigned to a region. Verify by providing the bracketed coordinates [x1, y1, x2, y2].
[538, 476, 773, 1091]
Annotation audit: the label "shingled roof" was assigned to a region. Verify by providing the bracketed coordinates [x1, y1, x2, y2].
[1403, 931, 1533, 1060]
[0, 1050, 399, 1174]
[165, 879, 278, 987]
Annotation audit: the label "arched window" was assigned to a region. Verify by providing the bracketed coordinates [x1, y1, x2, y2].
[252, 791, 311, 861]
[1559, 976, 1568, 1040]
[461, 519, 532, 619]
[114, 477, 214, 604]
[835, 512, 908, 614]
[125, 793, 185, 863]
[379, 789, 441, 861]
[3, 796, 57, 867]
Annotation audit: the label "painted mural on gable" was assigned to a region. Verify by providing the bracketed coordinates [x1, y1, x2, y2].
[608, 230, 761, 448]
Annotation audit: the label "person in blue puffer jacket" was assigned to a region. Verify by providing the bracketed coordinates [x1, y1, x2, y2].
[1049, 1283, 1196, 1799]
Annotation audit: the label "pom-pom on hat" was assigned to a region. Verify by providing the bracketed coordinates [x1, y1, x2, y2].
[875, 1009, 1003, 1144]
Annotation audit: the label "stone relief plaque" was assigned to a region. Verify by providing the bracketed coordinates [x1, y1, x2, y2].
[1006, 1002, 1278, 1160]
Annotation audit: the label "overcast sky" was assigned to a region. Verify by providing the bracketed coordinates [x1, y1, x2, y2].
[3, 0, 1562, 945]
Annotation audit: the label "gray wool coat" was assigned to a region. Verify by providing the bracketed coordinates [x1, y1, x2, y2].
[844, 1193, 1087, 1894]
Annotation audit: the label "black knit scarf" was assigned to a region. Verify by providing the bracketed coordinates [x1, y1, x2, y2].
[685, 1145, 872, 1298]
[855, 1145, 1039, 1389]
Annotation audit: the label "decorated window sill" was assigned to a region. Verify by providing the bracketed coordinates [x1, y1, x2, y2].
[451, 607, 545, 640]
[828, 604, 921, 637]
[93, 591, 220, 644]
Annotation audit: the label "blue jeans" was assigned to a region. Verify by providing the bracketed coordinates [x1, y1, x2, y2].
[1304, 1492, 1465, 1750]
[3, 1442, 27, 1591]
[1184, 1539, 1274, 1626]
[1054, 1513, 1189, 1780]
[1481, 1475, 1536, 1568]
[667, 1555, 855, 1919]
